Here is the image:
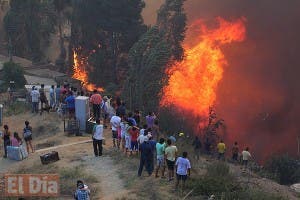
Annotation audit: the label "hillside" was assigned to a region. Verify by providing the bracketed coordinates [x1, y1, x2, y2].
[0, 102, 298, 199]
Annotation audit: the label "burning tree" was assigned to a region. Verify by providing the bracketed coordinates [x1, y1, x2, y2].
[123, 0, 187, 112]
[69, 0, 146, 91]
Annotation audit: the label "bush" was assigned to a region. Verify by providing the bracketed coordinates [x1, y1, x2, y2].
[2, 62, 26, 89]
[265, 154, 300, 185]
[188, 162, 288, 200]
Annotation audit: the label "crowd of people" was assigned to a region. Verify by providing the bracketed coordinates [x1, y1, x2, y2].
[89, 94, 192, 195]
[2, 84, 254, 199]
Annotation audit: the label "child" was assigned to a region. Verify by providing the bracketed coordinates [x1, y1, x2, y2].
[11, 132, 22, 147]
[175, 152, 191, 190]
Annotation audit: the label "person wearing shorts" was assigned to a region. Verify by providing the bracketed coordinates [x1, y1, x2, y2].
[130, 126, 139, 155]
[155, 138, 166, 178]
[120, 116, 127, 150]
[110, 114, 121, 148]
[23, 121, 34, 153]
[165, 139, 177, 181]
[175, 152, 191, 190]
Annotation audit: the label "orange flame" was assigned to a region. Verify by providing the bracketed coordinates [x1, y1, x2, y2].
[161, 17, 246, 117]
[72, 49, 104, 92]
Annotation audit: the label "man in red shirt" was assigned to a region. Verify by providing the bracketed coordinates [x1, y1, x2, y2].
[90, 89, 102, 120]
[130, 126, 140, 155]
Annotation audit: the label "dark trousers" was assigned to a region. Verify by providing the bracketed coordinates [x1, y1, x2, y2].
[93, 104, 101, 120]
[32, 102, 38, 113]
[4, 139, 10, 157]
[138, 156, 152, 176]
[93, 138, 102, 156]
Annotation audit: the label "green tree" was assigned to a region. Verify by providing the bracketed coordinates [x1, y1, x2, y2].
[124, 27, 171, 111]
[4, 0, 56, 62]
[2, 62, 26, 88]
[265, 154, 300, 185]
[122, 0, 186, 112]
[70, 0, 146, 86]
[157, 0, 187, 61]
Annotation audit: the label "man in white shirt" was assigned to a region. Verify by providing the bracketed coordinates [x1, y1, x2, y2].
[242, 147, 251, 169]
[175, 152, 191, 190]
[92, 119, 104, 157]
[30, 87, 40, 113]
[110, 114, 121, 148]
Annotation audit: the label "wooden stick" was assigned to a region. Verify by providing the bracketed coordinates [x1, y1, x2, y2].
[182, 188, 194, 200]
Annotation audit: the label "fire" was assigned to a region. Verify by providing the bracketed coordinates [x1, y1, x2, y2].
[161, 17, 246, 118]
[72, 49, 104, 92]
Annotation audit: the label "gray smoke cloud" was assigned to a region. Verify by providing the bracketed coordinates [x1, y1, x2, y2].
[144, 0, 300, 161]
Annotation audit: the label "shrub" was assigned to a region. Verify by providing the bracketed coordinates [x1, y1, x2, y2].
[265, 154, 300, 185]
[2, 61, 26, 89]
[188, 162, 288, 199]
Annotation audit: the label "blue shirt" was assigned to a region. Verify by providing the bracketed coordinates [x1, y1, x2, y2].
[55, 88, 60, 100]
[127, 117, 137, 126]
[74, 189, 90, 200]
[65, 95, 75, 108]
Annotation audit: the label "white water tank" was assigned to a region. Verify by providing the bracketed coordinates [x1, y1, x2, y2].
[75, 96, 90, 131]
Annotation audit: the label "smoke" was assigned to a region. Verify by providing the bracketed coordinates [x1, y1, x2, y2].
[145, 0, 300, 161]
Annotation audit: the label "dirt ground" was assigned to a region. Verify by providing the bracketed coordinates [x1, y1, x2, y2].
[0, 110, 299, 200]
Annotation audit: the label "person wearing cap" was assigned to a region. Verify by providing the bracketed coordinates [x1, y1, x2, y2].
[74, 180, 90, 200]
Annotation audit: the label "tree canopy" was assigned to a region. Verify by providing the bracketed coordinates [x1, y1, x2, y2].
[122, 0, 187, 112]
[4, 0, 57, 62]
[70, 0, 147, 87]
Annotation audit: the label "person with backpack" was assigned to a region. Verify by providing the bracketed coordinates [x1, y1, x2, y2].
[74, 180, 90, 200]
[23, 121, 34, 153]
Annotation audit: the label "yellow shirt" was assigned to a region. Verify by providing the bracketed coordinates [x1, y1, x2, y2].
[165, 145, 178, 161]
[217, 142, 226, 153]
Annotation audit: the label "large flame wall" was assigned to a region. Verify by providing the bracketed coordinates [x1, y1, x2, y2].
[156, 0, 300, 161]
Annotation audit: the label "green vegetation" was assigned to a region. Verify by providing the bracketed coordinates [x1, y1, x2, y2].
[4, 0, 57, 62]
[188, 162, 288, 200]
[2, 62, 26, 89]
[264, 154, 300, 185]
[16, 163, 98, 198]
[4, 101, 29, 116]
[70, 0, 146, 87]
[123, 0, 186, 113]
